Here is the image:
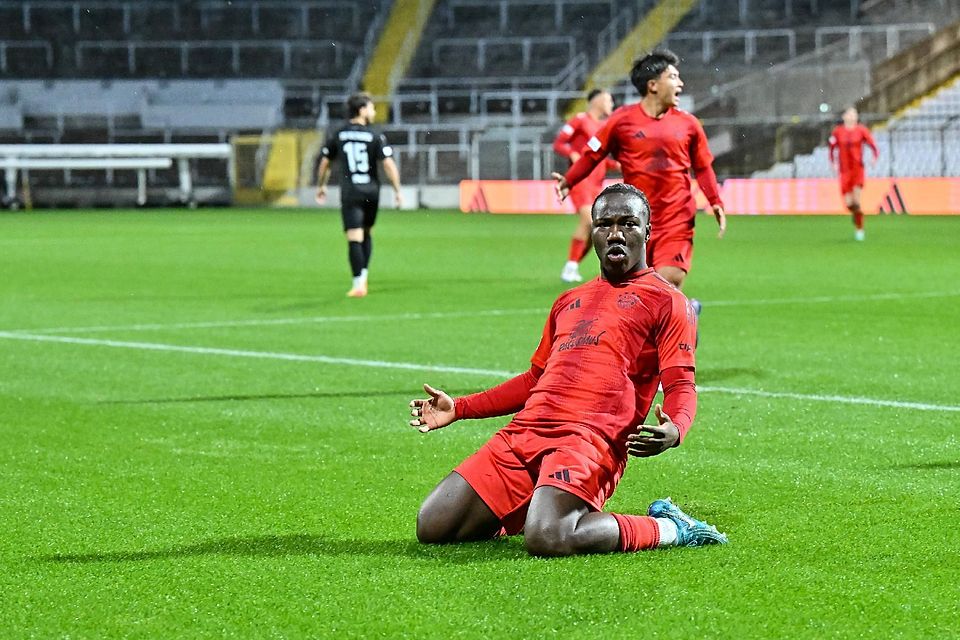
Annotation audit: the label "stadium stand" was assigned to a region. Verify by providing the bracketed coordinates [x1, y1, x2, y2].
[1, 0, 959, 204]
[0, 0, 389, 206]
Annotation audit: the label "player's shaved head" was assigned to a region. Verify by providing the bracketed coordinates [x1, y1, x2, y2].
[592, 182, 651, 224]
[630, 49, 680, 96]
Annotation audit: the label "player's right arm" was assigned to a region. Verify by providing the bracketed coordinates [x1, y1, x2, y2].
[409, 299, 559, 433]
[316, 130, 336, 203]
[408, 367, 543, 433]
[315, 157, 331, 203]
[828, 127, 840, 172]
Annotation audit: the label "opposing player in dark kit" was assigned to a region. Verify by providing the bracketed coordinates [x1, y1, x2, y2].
[317, 92, 402, 297]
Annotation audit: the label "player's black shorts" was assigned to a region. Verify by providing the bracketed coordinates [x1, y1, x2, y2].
[341, 196, 379, 231]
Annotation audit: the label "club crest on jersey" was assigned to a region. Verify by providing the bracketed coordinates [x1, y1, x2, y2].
[617, 292, 640, 309]
[558, 318, 606, 351]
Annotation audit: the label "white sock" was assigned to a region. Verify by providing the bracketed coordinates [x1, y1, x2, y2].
[564, 260, 578, 270]
[360, 268, 368, 281]
[655, 517, 678, 547]
[352, 275, 364, 289]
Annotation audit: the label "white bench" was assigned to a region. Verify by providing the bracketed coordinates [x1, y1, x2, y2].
[0, 144, 233, 207]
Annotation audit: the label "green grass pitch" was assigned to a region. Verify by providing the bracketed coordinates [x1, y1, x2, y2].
[1, 208, 958, 638]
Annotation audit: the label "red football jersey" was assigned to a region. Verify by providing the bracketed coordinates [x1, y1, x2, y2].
[506, 268, 697, 456]
[829, 124, 878, 173]
[553, 112, 609, 185]
[565, 104, 722, 238]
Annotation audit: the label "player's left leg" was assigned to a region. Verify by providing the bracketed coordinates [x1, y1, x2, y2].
[524, 486, 727, 557]
[848, 186, 865, 240]
[361, 225, 373, 281]
[523, 446, 725, 556]
[656, 265, 686, 289]
[360, 197, 379, 283]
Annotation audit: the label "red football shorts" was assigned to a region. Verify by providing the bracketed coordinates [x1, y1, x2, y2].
[840, 168, 864, 195]
[569, 175, 604, 210]
[454, 424, 625, 535]
[646, 234, 693, 273]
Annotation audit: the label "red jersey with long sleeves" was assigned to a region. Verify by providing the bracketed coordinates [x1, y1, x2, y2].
[829, 124, 878, 173]
[565, 104, 722, 238]
[553, 112, 609, 185]
[504, 268, 697, 456]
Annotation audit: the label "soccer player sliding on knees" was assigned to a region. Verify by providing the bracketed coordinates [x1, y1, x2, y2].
[408, 184, 727, 557]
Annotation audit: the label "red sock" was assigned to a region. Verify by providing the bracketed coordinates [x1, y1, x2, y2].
[567, 238, 586, 262]
[579, 242, 592, 261]
[611, 513, 660, 552]
[851, 206, 864, 230]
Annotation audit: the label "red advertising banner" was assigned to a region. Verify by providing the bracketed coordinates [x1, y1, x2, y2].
[460, 178, 960, 215]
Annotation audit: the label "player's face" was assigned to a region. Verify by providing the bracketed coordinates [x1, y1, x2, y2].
[842, 108, 858, 127]
[650, 65, 683, 108]
[595, 92, 614, 117]
[592, 193, 649, 280]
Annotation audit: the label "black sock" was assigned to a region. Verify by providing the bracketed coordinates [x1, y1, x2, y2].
[348, 241, 364, 277]
[362, 232, 372, 269]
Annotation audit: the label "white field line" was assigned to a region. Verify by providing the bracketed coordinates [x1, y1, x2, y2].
[0, 331, 515, 378]
[6, 308, 546, 335]
[5, 290, 959, 336]
[695, 386, 960, 413]
[705, 290, 960, 307]
[1, 330, 958, 413]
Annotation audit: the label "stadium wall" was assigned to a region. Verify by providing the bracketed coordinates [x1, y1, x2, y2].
[459, 178, 960, 215]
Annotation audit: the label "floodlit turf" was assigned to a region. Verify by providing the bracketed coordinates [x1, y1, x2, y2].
[1, 207, 958, 638]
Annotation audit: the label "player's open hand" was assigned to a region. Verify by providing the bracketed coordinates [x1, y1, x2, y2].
[551, 172, 570, 202]
[315, 185, 327, 204]
[713, 205, 726, 239]
[626, 405, 680, 457]
[409, 383, 456, 433]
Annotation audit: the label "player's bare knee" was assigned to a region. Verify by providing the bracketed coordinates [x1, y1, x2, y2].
[415, 504, 451, 544]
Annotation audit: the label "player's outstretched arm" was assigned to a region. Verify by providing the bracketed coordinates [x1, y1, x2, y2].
[626, 405, 680, 457]
[409, 383, 456, 433]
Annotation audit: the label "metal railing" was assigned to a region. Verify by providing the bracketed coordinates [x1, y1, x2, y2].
[442, 0, 617, 31]
[75, 39, 359, 76]
[0, 41, 53, 73]
[430, 36, 578, 72]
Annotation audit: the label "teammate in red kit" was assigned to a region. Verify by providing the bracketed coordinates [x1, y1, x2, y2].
[552, 88, 618, 283]
[409, 183, 727, 556]
[829, 106, 878, 241]
[553, 50, 725, 295]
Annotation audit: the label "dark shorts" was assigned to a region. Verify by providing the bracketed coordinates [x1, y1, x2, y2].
[454, 424, 625, 535]
[341, 196, 379, 231]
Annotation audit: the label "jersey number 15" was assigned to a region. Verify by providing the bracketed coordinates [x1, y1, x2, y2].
[344, 141, 370, 174]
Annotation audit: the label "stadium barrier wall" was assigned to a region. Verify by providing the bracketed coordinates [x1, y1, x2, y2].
[459, 178, 960, 215]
